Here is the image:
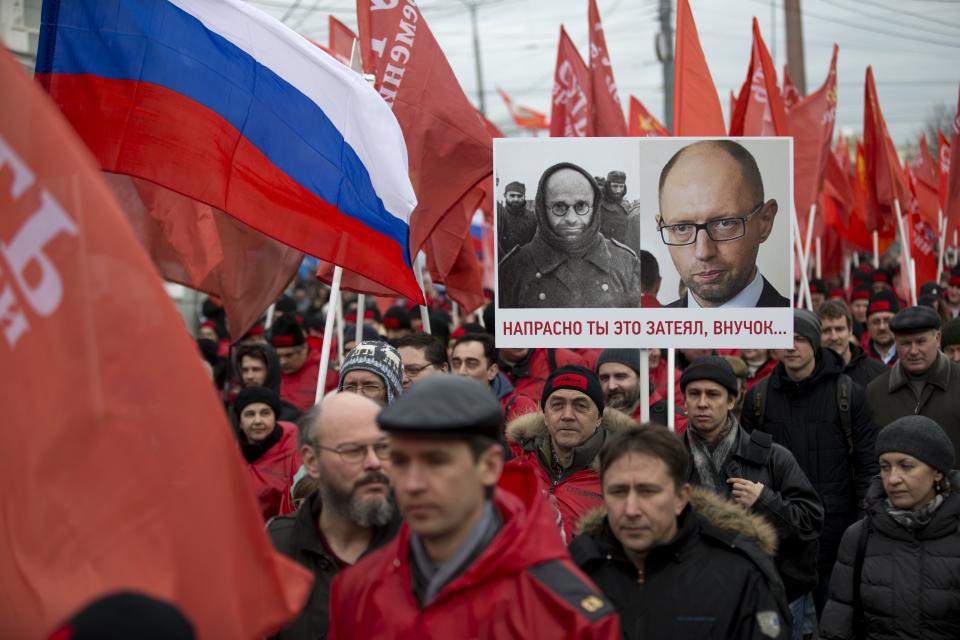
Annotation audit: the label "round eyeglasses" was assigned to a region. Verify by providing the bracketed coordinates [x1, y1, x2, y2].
[548, 201, 592, 217]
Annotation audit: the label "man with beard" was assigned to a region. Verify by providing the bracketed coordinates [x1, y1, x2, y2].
[497, 181, 536, 256]
[267, 392, 400, 640]
[499, 162, 642, 308]
[598, 170, 641, 255]
[657, 140, 788, 308]
[596, 349, 643, 420]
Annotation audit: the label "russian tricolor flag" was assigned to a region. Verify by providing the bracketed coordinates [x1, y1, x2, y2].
[36, 0, 423, 301]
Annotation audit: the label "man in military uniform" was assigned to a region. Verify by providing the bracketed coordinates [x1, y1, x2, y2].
[498, 162, 642, 308]
[497, 181, 536, 256]
[598, 170, 641, 255]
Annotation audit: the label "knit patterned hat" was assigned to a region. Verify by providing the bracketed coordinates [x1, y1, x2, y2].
[339, 341, 404, 404]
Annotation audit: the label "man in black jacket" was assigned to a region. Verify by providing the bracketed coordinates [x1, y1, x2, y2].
[679, 356, 824, 603]
[570, 426, 791, 640]
[741, 310, 879, 615]
[267, 392, 400, 640]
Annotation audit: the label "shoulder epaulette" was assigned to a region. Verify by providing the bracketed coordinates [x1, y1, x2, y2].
[527, 559, 617, 623]
[607, 237, 638, 259]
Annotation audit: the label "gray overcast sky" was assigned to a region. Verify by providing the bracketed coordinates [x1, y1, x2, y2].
[253, 0, 959, 146]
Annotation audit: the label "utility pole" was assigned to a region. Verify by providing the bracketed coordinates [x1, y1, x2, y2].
[784, 0, 807, 95]
[656, 0, 674, 131]
[465, 1, 487, 115]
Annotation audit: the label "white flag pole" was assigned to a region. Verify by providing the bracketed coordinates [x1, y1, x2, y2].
[335, 290, 345, 363]
[666, 349, 676, 433]
[804, 204, 817, 279]
[316, 266, 343, 405]
[639, 349, 650, 424]
[894, 201, 917, 305]
[791, 208, 813, 309]
[264, 303, 277, 330]
[413, 254, 432, 334]
[937, 211, 946, 284]
[355, 293, 366, 346]
[873, 231, 880, 269]
[815, 238, 822, 280]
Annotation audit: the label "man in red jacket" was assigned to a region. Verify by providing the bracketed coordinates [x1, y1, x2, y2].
[271, 315, 334, 410]
[505, 366, 635, 542]
[327, 376, 619, 639]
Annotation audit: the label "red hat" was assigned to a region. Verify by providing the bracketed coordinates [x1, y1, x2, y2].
[871, 269, 891, 284]
[868, 290, 900, 316]
[851, 285, 872, 302]
[828, 288, 845, 299]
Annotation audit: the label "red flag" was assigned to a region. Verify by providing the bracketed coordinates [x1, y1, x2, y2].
[907, 142, 942, 228]
[782, 64, 801, 110]
[939, 130, 951, 212]
[628, 96, 670, 136]
[673, 0, 725, 135]
[551, 26, 594, 137]
[729, 19, 790, 136]
[0, 49, 310, 638]
[912, 134, 939, 190]
[329, 15, 358, 65]
[497, 87, 550, 130]
[863, 66, 911, 234]
[945, 86, 960, 244]
[588, 0, 627, 136]
[790, 45, 838, 240]
[108, 177, 302, 340]
[357, 0, 492, 271]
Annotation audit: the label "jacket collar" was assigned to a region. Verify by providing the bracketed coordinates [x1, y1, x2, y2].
[526, 230, 612, 275]
[888, 352, 951, 392]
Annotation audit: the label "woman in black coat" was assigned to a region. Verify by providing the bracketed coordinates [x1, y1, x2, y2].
[820, 415, 960, 640]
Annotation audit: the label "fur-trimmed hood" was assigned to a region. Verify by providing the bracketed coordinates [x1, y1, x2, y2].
[574, 487, 779, 557]
[505, 407, 637, 444]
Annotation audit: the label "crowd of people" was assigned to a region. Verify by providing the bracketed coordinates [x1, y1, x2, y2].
[187, 256, 960, 640]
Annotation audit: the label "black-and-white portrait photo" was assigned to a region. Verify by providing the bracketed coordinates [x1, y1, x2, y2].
[496, 139, 643, 309]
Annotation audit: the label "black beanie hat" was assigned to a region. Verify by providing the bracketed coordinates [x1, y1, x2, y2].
[679, 355, 739, 397]
[233, 386, 281, 418]
[868, 289, 900, 317]
[541, 365, 605, 416]
[877, 415, 955, 475]
[52, 592, 195, 640]
[596, 348, 641, 375]
[794, 309, 822, 352]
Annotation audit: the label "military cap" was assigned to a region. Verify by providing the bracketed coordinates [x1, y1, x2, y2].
[867, 289, 899, 317]
[504, 181, 525, 195]
[270, 314, 304, 348]
[889, 305, 941, 334]
[606, 170, 626, 184]
[377, 375, 502, 439]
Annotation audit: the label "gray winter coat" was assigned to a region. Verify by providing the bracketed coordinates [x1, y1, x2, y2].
[819, 471, 960, 640]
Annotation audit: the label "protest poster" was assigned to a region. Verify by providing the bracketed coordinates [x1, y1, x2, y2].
[494, 137, 794, 348]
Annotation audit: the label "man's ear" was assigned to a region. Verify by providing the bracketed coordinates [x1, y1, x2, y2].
[486, 362, 499, 383]
[758, 199, 778, 242]
[301, 444, 321, 479]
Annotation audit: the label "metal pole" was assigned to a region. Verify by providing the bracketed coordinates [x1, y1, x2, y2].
[658, 0, 675, 132]
[467, 2, 486, 115]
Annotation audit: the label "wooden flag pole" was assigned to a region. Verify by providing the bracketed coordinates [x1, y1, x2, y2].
[413, 255, 432, 334]
[316, 266, 343, 405]
[355, 293, 365, 346]
[666, 348, 676, 433]
[639, 349, 650, 424]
